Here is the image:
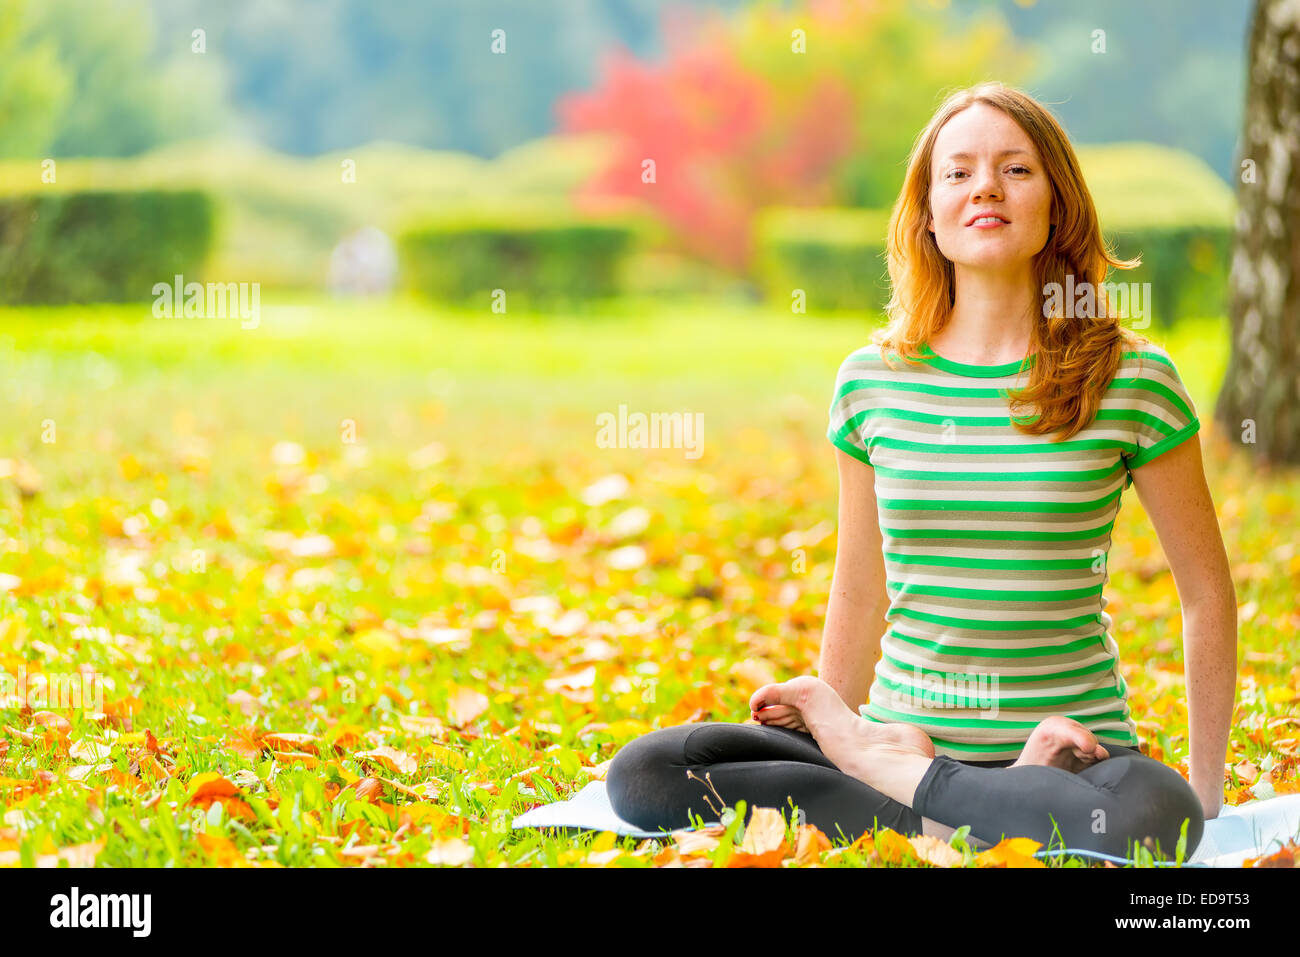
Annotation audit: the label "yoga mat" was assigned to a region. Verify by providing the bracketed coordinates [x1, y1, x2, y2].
[512, 781, 1300, 868]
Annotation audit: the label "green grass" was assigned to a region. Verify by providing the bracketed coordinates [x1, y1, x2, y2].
[0, 295, 1293, 868]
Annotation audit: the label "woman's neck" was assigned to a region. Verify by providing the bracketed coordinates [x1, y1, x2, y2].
[931, 268, 1038, 364]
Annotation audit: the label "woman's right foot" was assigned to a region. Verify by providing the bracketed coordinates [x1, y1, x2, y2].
[1012, 715, 1109, 772]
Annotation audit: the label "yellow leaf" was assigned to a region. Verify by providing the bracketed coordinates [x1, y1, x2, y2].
[353, 627, 402, 661]
[603, 719, 651, 741]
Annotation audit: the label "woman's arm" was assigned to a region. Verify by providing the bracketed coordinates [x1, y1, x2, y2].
[1129, 432, 1237, 820]
[818, 447, 892, 711]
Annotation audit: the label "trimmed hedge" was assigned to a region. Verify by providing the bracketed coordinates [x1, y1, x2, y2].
[396, 205, 644, 312]
[754, 207, 893, 315]
[0, 189, 216, 305]
[1103, 224, 1231, 326]
[755, 206, 1231, 325]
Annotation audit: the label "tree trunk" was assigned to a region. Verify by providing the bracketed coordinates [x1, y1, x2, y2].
[1215, 0, 1300, 465]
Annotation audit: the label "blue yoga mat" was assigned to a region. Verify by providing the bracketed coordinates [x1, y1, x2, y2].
[512, 780, 1300, 867]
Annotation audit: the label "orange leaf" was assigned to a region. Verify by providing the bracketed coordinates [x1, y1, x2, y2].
[725, 842, 791, 868]
[975, 837, 1045, 868]
[356, 746, 417, 776]
[187, 771, 240, 802]
[30, 711, 72, 737]
[197, 832, 253, 867]
[262, 732, 322, 755]
[446, 686, 489, 727]
[270, 750, 319, 768]
[1245, 840, 1299, 867]
[873, 828, 916, 864]
[793, 825, 833, 865]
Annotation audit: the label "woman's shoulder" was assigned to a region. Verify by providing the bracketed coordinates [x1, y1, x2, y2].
[1113, 337, 1185, 385]
[836, 339, 923, 373]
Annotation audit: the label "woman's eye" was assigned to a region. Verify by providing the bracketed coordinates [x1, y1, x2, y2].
[947, 166, 1030, 180]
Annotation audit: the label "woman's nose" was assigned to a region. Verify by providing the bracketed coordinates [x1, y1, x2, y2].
[971, 172, 1002, 201]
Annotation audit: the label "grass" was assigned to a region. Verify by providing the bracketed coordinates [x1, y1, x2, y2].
[0, 293, 1296, 868]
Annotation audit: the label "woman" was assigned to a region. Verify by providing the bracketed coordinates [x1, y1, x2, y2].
[605, 82, 1237, 861]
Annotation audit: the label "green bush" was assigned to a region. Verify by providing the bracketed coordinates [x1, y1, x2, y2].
[0, 189, 215, 305]
[754, 206, 893, 314]
[755, 143, 1236, 322]
[1101, 224, 1231, 326]
[397, 203, 645, 312]
[755, 213, 1232, 325]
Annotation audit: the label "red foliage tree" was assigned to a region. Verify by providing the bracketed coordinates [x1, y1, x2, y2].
[556, 6, 857, 273]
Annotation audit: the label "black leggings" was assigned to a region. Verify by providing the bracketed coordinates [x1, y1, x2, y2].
[606, 721, 1205, 860]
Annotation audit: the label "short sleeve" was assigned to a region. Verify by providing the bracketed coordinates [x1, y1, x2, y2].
[827, 350, 874, 466]
[1122, 345, 1200, 473]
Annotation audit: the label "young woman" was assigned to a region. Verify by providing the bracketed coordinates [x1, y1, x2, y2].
[605, 82, 1237, 861]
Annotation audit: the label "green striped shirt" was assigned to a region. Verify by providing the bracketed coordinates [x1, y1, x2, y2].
[826, 339, 1200, 761]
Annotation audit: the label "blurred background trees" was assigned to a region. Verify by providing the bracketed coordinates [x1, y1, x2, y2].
[0, 0, 1257, 328]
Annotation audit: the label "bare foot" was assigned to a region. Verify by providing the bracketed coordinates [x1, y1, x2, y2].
[1011, 715, 1109, 772]
[750, 676, 936, 806]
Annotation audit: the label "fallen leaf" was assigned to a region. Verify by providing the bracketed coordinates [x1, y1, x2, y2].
[425, 837, 474, 866]
[908, 834, 964, 868]
[446, 685, 489, 727]
[187, 771, 241, 802]
[355, 746, 417, 776]
[739, 807, 787, 855]
[262, 732, 323, 755]
[793, 825, 833, 865]
[226, 690, 261, 716]
[975, 837, 1045, 868]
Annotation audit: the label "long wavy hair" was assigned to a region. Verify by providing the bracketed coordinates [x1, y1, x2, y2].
[870, 81, 1149, 441]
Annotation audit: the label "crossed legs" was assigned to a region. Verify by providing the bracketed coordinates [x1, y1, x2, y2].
[606, 676, 1205, 859]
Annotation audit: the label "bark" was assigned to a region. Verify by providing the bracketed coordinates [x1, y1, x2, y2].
[1215, 0, 1300, 464]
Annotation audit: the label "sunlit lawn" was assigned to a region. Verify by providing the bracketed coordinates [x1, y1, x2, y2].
[0, 293, 1296, 867]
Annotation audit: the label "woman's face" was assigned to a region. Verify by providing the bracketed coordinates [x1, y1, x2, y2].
[926, 102, 1053, 275]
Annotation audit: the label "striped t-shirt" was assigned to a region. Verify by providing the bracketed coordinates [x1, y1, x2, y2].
[826, 338, 1200, 761]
